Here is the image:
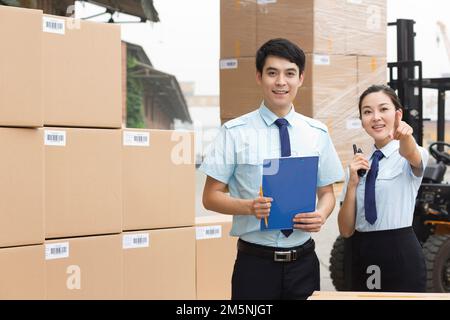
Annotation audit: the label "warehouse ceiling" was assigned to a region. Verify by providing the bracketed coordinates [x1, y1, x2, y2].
[0, 0, 160, 22]
[84, 0, 160, 22]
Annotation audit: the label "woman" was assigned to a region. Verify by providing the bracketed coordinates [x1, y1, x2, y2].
[338, 85, 429, 292]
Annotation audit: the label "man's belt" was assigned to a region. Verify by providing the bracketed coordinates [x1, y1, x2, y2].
[237, 238, 315, 262]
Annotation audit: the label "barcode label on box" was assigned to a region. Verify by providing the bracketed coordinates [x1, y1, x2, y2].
[123, 233, 150, 249]
[314, 54, 330, 66]
[220, 59, 238, 70]
[346, 118, 362, 129]
[45, 242, 69, 260]
[196, 225, 222, 240]
[43, 17, 65, 35]
[123, 131, 150, 147]
[44, 130, 66, 146]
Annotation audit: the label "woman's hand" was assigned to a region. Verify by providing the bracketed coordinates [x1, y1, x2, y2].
[348, 153, 370, 187]
[391, 110, 413, 141]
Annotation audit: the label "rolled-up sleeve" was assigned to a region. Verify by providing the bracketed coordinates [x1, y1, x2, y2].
[409, 145, 430, 185]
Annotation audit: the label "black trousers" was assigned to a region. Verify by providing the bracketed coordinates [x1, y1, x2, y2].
[231, 240, 320, 300]
[350, 227, 426, 292]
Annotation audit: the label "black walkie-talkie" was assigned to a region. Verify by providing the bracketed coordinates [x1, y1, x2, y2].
[353, 144, 367, 177]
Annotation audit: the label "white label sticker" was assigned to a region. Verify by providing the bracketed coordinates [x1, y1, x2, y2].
[43, 17, 65, 35]
[196, 225, 222, 240]
[45, 242, 69, 260]
[220, 59, 238, 70]
[123, 233, 150, 249]
[44, 130, 66, 146]
[314, 54, 330, 66]
[123, 131, 150, 147]
[347, 0, 363, 4]
[257, 0, 277, 4]
[346, 118, 362, 129]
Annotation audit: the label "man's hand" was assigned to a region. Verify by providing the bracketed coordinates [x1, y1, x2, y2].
[390, 110, 413, 141]
[251, 196, 273, 220]
[293, 211, 326, 233]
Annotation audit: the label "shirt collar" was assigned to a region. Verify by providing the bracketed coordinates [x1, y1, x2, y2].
[258, 102, 296, 127]
[370, 139, 399, 159]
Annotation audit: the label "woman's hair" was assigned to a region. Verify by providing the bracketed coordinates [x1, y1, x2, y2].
[358, 85, 403, 117]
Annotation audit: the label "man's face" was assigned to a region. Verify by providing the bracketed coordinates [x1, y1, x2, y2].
[256, 55, 303, 112]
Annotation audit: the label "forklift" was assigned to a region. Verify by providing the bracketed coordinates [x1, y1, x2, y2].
[329, 19, 450, 293]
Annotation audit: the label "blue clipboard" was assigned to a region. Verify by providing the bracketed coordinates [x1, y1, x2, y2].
[260, 156, 318, 231]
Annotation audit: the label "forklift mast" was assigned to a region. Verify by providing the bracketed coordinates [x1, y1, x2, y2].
[389, 19, 449, 151]
[388, 19, 424, 146]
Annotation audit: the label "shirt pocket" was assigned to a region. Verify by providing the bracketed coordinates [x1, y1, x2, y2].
[377, 167, 403, 181]
[376, 167, 403, 203]
[234, 147, 263, 190]
[358, 167, 403, 188]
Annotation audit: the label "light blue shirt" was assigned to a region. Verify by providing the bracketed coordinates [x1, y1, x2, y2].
[341, 140, 429, 232]
[199, 103, 344, 247]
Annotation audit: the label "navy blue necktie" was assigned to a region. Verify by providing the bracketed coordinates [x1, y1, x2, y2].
[364, 150, 384, 225]
[275, 118, 293, 237]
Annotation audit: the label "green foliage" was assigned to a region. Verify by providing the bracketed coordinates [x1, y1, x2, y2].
[126, 56, 146, 128]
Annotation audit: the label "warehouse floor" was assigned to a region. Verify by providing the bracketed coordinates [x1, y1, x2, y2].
[195, 169, 339, 292]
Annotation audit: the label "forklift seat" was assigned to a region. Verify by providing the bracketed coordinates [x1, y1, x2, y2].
[423, 162, 447, 183]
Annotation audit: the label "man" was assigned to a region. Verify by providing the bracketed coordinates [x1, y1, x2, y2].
[200, 38, 344, 299]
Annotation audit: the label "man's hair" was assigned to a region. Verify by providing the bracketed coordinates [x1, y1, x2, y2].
[358, 84, 404, 118]
[256, 38, 306, 76]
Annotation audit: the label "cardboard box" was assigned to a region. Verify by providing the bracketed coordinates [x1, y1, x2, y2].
[219, 57, 261, 120]
[0, 5, 43, 127]
[195, 215, 236, 300]
[256, 0, 347, 55]
[423, 121, 450, 148]
[122, 129, 195, 231]
[43, 15, 122, 128]
[357, 56, 387, 96]
[220, 0, 257, 58]
[123, 227, 196, 300]
[221, 1, 386, 57]
[0, 245, 45, 299]
[344, 0, 387, 56]
[44, 128, 122, 238]
[220, 54, 357, 120]
[308, 290, 450, 300]
[300, 54, 358, 119]
[220, 0, 387, 59]
[45, 234, 123, 300]
[0, 128, 44, 248]
[309, 55, 389, 169]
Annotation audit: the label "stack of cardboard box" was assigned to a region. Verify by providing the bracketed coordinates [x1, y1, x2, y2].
[195, 215, 236, 300]
[122, 128, 196, 300]
[0, 5, 46, 300]
[220, 0, 387, 168]
[0, 5, 197, 299]
[40, 12, 123, 300]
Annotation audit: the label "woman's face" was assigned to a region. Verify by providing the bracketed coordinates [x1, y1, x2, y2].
[360, 91, 401, 146]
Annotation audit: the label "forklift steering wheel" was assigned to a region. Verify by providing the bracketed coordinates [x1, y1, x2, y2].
[429, 142, 450, 165]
